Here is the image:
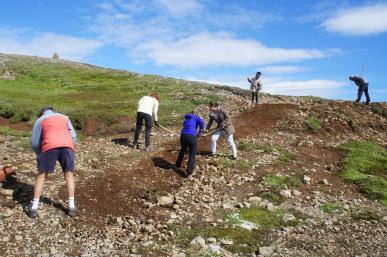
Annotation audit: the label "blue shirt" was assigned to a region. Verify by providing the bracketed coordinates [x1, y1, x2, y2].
[181, 113, 204, 136]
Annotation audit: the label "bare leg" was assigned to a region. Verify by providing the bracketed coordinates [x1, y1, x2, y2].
[33, 172, 48, 199]
[64, 171, 75, 198]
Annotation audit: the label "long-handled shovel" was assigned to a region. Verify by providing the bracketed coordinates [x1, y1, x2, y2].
[0, 158, 35, 182]
[158, 125, 180, 137]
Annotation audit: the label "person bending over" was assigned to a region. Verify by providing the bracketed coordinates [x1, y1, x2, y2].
[28, 107, 77, 218]
[174, 110, 204, 177]
[132, 92, 160, 151]
[205, 102, 237, 160]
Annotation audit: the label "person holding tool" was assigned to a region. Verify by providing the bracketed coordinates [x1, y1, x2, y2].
[174, 109, 204, 177]
[27, 107, 77, 218]
[247, 71, 262, 105]
[349, 75, 371, 104]
[132, 92, 160, 151]
[205, 102, 237, 160]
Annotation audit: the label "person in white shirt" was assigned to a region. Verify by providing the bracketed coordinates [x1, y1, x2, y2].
[132, 92, 160, 151]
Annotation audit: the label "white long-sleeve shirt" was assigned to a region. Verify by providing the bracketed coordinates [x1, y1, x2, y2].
[137, 96, 159, 121]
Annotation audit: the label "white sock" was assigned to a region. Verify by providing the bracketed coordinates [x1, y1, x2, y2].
[31, 198, 40, 210]
[68, 197, 75, 209]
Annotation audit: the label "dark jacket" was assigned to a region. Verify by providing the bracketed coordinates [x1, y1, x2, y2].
[206, 106, 235, 136]
[181, 114, 204, 136]
[350, 76, 368, 87]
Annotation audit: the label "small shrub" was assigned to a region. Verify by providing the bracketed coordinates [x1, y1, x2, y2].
[306, 115, 322, 132]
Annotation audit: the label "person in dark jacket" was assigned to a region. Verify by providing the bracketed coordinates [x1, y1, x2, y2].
[349, 75, 371, 104]
[175, 110, 204, 177]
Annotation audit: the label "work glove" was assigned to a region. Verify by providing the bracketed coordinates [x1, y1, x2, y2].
[154, 121, 160, 127]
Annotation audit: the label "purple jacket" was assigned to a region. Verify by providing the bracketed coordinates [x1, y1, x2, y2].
[181, 114, 204, 136]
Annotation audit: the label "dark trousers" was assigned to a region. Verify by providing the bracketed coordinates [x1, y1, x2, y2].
[251, 91, 259, 104]
[356, 84, 370, 103]
[133, 112, 152, 147]
[175, 134, 197, 175]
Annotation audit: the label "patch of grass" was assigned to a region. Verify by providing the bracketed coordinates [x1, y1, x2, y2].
[274, 148, 297, 165]
[339, 141, 387, 206]
[17, 138, 31, 149]
[320, 203, 342, 214]
[0, 126, 30, 137]
[173, 207, 301, 255]
[258, 191, 287, 205]
[223, 158, 252, 169]
[0, 55, 226, 132]
[351, 210, 381, 221]
[262, 174, 303, 190]
[239, 142, 274, 153]
[306, 114, 322, 132]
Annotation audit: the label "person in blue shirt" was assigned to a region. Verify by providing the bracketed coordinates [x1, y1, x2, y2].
[175, 110, 204, 177]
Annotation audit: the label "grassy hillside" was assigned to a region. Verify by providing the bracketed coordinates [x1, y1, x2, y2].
[0, 54, 222, 131]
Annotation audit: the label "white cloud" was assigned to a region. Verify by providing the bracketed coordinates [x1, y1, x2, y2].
[0, 29, 103, 61]
[139, 32, 328, 67]
[260, 65, 310, 74]
[155, 0, 203, 16]
[322, 3, 387, 36]
[184, 75, 349, 98]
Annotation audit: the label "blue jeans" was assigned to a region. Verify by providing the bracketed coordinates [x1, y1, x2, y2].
[357, 83, 370, 103]
[133, 112, 152, 147]
[175, 134, 197, 175]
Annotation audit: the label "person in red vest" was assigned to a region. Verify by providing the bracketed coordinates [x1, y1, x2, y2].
[27, 107, 77, 218]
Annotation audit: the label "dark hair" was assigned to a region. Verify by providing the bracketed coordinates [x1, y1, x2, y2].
[39, 106, 54, 117]
[256, 71, 261, 76]
[148, 92, 160, 101]
[209, 101, 219, 107]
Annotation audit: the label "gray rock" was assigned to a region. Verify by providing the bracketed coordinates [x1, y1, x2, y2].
[280, 189, 292, 198]
[302, 175, 312, 184]
[259, 246, 274, 256]
[189, 236, 206, 249]
[157, 195, 174, 206]
[248, 196, 262, 203]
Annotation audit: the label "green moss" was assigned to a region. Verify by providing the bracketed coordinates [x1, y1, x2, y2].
[0, 126, 30, 137]
[351, 210, 381, 221]
[238, 142, 274, 153]
[173, 207, 301, 255]
[320, 203, 342, 214]
[339, 141, 387, 206]
[306, 115, 322, 132]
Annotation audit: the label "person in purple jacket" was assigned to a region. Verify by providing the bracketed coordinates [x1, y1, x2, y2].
[174, 110, 204, 177]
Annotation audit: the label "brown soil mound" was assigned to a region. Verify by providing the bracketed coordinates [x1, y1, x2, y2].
[70, 104, 297, 218]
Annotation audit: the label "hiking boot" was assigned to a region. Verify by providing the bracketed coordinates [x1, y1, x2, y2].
[25, 203, 38, 219]
[365, 101, 370, 105]
[132, 142, 139, 149]
[67, 207, 76, 217]
[145, 146, 151, 151]
[231, 156, 238, 160]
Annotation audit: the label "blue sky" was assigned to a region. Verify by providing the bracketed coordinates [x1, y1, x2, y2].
[1, 0, 386, 101]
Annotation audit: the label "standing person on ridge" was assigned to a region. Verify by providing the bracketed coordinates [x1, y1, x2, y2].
[27, 107, 77, 218]
[132, 92, 160, 151]
[205, 102, 237, 160]
[349, 75, 371, 104]
[174, 109, 204, 177]
[247, 71, 262, 105]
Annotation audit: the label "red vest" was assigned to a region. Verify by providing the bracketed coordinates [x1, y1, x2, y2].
[41, 115, 75, 153]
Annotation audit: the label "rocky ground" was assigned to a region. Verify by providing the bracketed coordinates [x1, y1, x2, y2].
[0, 95, 386, 257]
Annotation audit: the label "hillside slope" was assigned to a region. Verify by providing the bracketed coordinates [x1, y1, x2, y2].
[0, 53, 254, 133]
[0, 53, 386, 257]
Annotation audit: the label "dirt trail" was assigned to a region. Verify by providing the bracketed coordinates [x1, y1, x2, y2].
[75, 104, 296, 218]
